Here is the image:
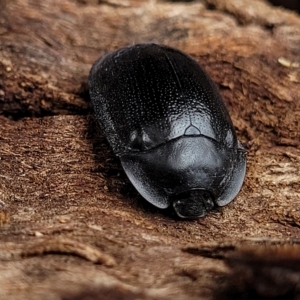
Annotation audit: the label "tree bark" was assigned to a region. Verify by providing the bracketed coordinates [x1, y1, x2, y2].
[0, 0, 299, 299]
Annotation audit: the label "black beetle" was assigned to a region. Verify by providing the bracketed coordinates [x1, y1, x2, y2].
[89, 43, 246, 218]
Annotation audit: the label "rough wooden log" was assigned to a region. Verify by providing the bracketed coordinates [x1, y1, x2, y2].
[0, 0, 299, 299]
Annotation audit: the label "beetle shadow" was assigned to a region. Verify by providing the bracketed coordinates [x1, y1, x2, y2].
[85, 115, 179, 220]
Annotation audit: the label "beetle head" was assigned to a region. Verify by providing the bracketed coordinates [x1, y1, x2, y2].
[171, 189, 215, 218]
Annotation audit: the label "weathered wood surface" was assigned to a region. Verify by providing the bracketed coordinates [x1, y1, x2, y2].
[0, 0, 300, 299]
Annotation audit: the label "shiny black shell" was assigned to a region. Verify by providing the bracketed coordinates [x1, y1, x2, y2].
[89, 43, 246, 218]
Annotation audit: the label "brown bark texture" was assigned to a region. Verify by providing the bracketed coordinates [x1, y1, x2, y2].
[0, 0, 300, 299]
